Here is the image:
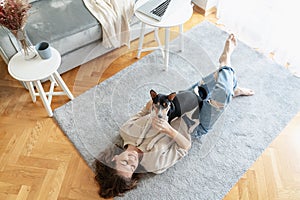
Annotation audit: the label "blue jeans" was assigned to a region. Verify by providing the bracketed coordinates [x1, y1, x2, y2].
[188, 66, 237, 137]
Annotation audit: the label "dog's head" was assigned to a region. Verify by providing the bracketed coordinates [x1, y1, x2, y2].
[150, 89, 176, 119]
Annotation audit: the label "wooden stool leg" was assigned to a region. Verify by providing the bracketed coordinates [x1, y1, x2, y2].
[137, 22, 146, 59]
[34, 80, 53, 117]
[53, 71, 74, 100]
[25, 81, 36, 102]
[164, 28, 170, 71]
[179, 24, 184, 52]
[154, 27, 164, 57]
[47, 75, 57, 104]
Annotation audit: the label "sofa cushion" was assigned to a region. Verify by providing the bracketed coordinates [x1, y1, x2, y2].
[25, 0, 101, 56]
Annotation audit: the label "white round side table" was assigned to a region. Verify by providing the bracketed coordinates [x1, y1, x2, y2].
[134, 0, 193, 70]
[8, 47, 74, 117]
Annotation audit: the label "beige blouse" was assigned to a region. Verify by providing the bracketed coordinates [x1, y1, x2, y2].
[119, 105, 199, 174]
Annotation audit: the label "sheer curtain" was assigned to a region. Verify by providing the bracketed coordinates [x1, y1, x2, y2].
[217, 0, 300, 77]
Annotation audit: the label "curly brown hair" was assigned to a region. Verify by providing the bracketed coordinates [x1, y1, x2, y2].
[94, 144, 146, 198]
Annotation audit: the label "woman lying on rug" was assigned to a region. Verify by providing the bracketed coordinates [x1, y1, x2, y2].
[94, 34, 255, 198]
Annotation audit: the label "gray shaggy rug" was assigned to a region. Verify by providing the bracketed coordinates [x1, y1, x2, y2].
[53, 21, 300, 199]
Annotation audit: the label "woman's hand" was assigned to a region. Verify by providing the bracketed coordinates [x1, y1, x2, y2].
[152, 117, 191, 150]
[152, 117, 171, 134]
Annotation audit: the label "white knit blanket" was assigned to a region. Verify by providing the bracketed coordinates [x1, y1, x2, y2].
[82, 0, 135, 48]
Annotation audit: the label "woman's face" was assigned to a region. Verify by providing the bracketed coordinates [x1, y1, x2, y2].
[112, 149, 140, 178]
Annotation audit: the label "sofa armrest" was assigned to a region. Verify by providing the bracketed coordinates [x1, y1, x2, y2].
[0, 27, 21, 64]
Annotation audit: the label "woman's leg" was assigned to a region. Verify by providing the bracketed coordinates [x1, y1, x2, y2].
[195, 34, 254, 137]
[219, 34, 254, 97]
[219, 33, 237, 68]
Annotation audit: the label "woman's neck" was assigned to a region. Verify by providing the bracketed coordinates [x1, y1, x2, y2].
[127, 144, 143, 153]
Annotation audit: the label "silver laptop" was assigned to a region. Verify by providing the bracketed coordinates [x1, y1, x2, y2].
[136, 0, 171, 21]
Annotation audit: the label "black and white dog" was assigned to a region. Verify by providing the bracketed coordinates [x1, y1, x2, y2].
[136, 88, 206, 150]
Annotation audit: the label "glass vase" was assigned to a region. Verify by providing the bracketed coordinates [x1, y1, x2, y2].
[11, 28, 37, 60]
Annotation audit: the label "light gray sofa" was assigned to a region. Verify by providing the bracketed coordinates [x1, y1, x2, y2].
[0, 0, 143, 74]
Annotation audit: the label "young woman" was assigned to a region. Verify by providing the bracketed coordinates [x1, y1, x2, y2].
[94, 34, 255, 198]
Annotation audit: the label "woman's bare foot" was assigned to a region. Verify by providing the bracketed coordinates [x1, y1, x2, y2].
[234, 87, 255, 97]
[219, 34, 237, 67]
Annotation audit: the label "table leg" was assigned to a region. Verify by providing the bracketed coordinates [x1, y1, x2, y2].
[179, 24, 184, 52]
[53, 71, 74, 100]
[137, 22, 146, 59]
[25, 81, 36, 102]
[154, 27, 164, 58]
[164, 27, 170, 71]
[34, 80, 53, 117]
[47, 75, 57, 105]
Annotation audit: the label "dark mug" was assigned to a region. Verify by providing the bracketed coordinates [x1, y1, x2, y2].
[35, 42, 52, 59]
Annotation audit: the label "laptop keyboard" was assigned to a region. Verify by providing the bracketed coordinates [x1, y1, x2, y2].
[150, 0, 171, 17]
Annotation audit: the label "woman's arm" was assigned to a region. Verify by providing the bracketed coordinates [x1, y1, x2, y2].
[152, 117, 191, 150]
[129, 100, 152, 121]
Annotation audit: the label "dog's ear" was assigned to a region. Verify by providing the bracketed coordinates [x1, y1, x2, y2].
[150, 89, 157, 99]
[168, 92, 176, 101]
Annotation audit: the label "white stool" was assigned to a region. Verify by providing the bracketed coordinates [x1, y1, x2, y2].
[134, 0, 193, 70]
[8, 47, 74, 117]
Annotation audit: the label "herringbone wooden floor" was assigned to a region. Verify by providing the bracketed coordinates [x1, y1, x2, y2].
[0, 7, 299, 200]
